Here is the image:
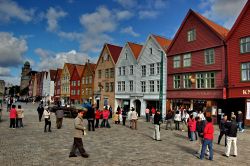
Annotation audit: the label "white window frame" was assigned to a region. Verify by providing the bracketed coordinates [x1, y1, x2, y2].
[187, 29, 196, 42]
[149, 80, 154, 92]
[173, 56, 181, 68]
[142, 65, 146, 77]
[183, 53, 191, 67]
[150, 64, 155, 75]
[173, 75, 181, 89]
[141, 81, 146, 92]
[240, 37, 250, 54]
[205, 49, 215, 65]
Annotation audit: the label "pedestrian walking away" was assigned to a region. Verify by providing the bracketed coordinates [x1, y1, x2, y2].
[218, 114, 228, 146]
[69, 110, 89, 158]
[55, 108, 64, 129]
[153, 110, 162, 141]
[16, 105, 24, 128]
[131, 107, 138, 130]
[237, 111, 244, 132]
[165, 110, 173, 130]
[86, 105, 95, 131]
[224, 116, 238, 157]
[95, 107, 101, 128]
[121, 108, 127, 126]
[145, 107, 150, 122]
[37, 104, 44, 122]
[9, 105, 17, 129]
[43, 106, 51, 132]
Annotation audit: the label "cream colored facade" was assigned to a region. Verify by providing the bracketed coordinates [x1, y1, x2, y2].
[61, 64, 71, 102]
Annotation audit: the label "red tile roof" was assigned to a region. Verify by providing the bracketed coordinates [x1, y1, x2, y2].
[106, 43, 122, 64]
[75, 65, 85, 77]
[194, 10, 229, 39]
[152, 34, 172, 51]
[89, 63, 96, 74]
[128, 42, 143, 59]
[65, 63, 76, 76]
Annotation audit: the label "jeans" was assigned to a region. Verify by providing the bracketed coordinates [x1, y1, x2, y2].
[218, 131, 227, 146]
[88, 120, 95, 131]
[146, 113, 150, 122]
[190, 131, 195, 141]
[44, 118, 51, 131]
[238, 122, 243, 131]
[200, 139, 213, 160]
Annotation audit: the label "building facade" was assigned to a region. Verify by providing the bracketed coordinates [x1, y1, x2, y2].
[167, 10, 229, 117]
[81, 62, 96, 105]
[94, 43, 122, 110]
[226, 1, 250, 125]
[20, 61, 31, 90]
[61, 63, 75, 104]
[54, 69, 62, 103]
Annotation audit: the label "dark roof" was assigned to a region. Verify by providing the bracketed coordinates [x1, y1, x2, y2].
[106, 43, 123, 64]
[127, 42, 143, 60]
[49, 70, 57, 81]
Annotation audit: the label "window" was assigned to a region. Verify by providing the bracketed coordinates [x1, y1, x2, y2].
[187, 29, 196, 42]
[71, 81, 74, 86]
[86, 77, 89, 84]
[149, 80, 154, 92]
[150, 64, 155, 75]
[105, 83, 109, 92]
[157, 80, 160, 92]
[129, 80, 133, 91]
[141, 81, 146, 92]
[196, 73, 205, 88]
[142, 65, 146, 76]
[98, 82, 102, 91]
[157, 63, 160, 74]
[125, 52, 128, 60]
[183, 53, 191, 67]
[150, 48, 153, 54]
[173, 75, 181, 89]
[130, 65, 133, 75]
[205, 49, 215, 65]
[121, 81, 125, 91]
[241, 62, 250, 81]
[78, 80, 80, 86]
[105, 69, 109, 78]
[173, 56, 181, 68]
[77, 90, 80, 95]
[119, 67, 121, 76]
[89, 89, 92, 95]
[98, 70, 101, 78]
[89, 76, 92, 84]
[206, 73, 215, 88]
[240, 37, 250, 53]
[110, 68, 114, 78]
[183, 74, 191, 88]
[82, 77, 85, 84]
[110, 82, 114, 92]
[118, 82, 121, 92]
[122, 66, 126, 75]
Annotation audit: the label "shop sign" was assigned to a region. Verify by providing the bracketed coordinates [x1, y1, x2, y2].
[243, 89, 250, 95]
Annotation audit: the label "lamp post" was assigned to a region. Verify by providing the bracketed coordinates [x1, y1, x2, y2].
[159, 51, 164, 115]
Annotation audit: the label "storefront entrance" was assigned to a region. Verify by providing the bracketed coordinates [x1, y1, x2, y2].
[134, 100, 141, 117]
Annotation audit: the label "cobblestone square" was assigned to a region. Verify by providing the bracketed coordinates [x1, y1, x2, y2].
[0, 103, 250, 166]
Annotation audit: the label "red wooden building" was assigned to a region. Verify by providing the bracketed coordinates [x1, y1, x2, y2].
[70, 65, 85, 104]
[167, 9, 229, 116]
[226, 0, 250, 125]
[54, 69, 62, 103]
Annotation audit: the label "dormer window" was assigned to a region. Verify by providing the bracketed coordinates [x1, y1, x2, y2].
[150, 48, 153, 54]
[125, 52, 128, 60]
[187, 29, 196, 42]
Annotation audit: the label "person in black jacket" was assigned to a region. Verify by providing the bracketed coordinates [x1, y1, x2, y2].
[37, 104, 44, 122]
[86, 105, 95, 131]
[218, 115, 228, 146]
[224, 116, 238, 157]
[153, 110, 162, 141]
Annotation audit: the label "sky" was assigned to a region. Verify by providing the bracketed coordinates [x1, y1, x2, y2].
[0, 0, 247, 86]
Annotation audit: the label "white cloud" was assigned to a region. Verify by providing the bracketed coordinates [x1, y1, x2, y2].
[114, 0, 137, 8]
[0, 32, 28, 67]
[0, 0, 34, 23]
[34, 48, 91, 71]
[45, 7, 67, 32]
[115, 10, 134, 20]
[0, 67, 11, 76]
[58, 31, 82, 41]
[200, 0, 247, 28]
[0, 76, 20, 86]
[121, 26, 139, 37]
[139, 10, 159, 19]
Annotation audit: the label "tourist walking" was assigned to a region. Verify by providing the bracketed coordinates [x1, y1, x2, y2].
[131, 107, 138, 130]
[43, 106, 51, 132]
[187, 115, 196, 141]
[145, 107, 150, 122]
[69, 110, 89, 158]
[153, 110, 162, 141]
[151, 107, 156, 123]
[200, 117, 214, 161]
[101, 106, 110, 128]
[109, 106, 113, 119]
[86, 105, 95, 131]
[55, 108, 64, 129]
[9, 105, 17, 129]
[16, 105, 24, 128]
[127, 108, 132, 128]
[37, 104, 44, 122]
[121, 108, 127, 126]
[95, 107, 101, 128]
[218, 114, 227, 146]
[165, 110, 173, 130]
[237, 111, 244, 132]
[174, 110, 181, 130]
[224, 116, 238, 157]
[196, 116, 208, 155]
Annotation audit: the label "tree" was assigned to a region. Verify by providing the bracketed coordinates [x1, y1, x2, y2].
[20, 87, 29, 96]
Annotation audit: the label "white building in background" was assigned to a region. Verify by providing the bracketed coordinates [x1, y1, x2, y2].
[42, 70, 56, 103]
[136, 34, 171, 117]
[115, 42, 143, 114]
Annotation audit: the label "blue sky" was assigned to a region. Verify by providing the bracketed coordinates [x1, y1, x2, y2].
[0, 0, 247, 85]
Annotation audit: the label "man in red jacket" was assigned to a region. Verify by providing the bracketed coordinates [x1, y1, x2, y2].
[200, 117, 214, 161]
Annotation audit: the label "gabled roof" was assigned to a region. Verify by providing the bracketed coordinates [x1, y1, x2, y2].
[75, 65, 85, 78]
[106, 43, 122, 64]
[65, 63, 76, 76]
[167, 9, 229, 53]
[226, 0, 249, 41]
[49, 70, 57, 81]
[152, 34, 172, 51]
[88, 63, 96, 74]
[128, 42, 143, 59]
[57, 69, 62, 77]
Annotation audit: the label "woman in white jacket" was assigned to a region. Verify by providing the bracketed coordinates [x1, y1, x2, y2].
[43, 106, 51, 132]
[174, 110, 181, 130]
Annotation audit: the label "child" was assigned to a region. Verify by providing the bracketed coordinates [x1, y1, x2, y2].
[113, 112, 119, 124]
[9, 105, 17, 129]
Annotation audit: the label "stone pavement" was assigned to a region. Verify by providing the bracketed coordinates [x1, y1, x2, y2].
[0, 103, 250, 166]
